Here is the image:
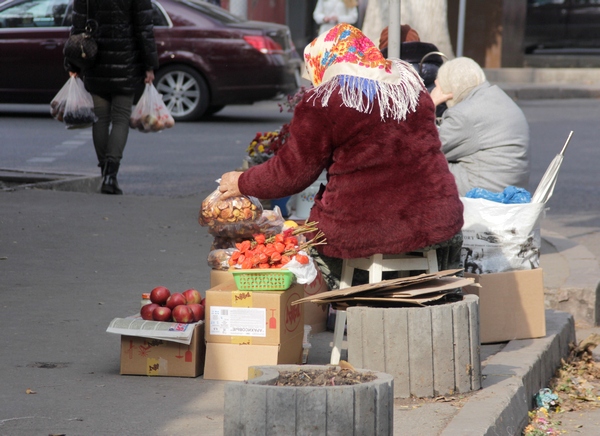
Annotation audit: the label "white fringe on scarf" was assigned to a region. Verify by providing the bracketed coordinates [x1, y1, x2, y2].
[308, 59, 425, 122]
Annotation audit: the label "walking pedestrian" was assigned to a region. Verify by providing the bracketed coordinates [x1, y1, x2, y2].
[66, 0, 159, 195]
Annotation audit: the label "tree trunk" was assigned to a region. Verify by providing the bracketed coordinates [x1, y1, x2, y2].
[362, 0, 455, 58]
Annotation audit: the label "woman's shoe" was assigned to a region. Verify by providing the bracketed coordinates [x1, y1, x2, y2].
[101, 161, 123, 195]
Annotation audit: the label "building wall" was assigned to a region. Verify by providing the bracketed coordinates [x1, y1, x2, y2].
[447, 0, 526, 68]
[220, 0, 318, 55]
[221, 0, 286, 23]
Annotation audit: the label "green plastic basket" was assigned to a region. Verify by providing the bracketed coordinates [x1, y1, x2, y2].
[230, 268, 295, 291]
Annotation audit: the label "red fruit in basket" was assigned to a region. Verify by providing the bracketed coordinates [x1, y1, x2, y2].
[259, 263, 271, 269]
[284, 236, 298, 246]
[150, 286, 170, 305]
[274, 242, 286, 253]
[166, 292, 186, 310]
[270, 252, 282, 262]
[188, 303, 205, 322]
[140, 303, 160, 320]
[152, 306, 172, 321]
[254, 234, 266, 244]
[182, 289, 201, 305]
[172, 305, 194, 323]
[241, 258, 254, 269]
[281, 255, 291, 266]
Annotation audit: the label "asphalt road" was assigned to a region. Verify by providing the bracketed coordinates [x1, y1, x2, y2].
[2, 98, 599, 261]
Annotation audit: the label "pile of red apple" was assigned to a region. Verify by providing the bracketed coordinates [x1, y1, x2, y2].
[140, 286, 205, 323]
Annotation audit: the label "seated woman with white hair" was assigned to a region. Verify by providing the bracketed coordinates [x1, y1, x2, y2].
[430, 57, 530, 196]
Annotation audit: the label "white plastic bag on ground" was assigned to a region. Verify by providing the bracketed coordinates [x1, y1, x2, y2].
[460, 197, 546, 273]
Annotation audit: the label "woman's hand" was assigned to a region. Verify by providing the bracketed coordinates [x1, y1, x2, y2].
[145, 70, 155, 84]
[430, 79, 453, 107]
[219, 171, 243, 200]
[68, 71, 78, 78]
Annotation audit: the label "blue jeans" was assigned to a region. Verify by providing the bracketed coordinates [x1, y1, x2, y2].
[92, 93, 134, 165]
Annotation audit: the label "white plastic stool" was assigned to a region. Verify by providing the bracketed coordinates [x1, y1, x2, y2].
[330, 250, 439, 365]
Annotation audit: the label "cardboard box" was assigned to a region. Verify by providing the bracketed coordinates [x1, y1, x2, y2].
[210, 266, 329, 333]
[463, 268, 546, 343]
[205, 281, 303, 345]
[210, 269, 235, 287]
[119, 322, 205, 377]
[301, 269, 329, 333]
[203, 337, 303, 381]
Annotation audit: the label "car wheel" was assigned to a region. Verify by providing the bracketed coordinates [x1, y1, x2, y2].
[155, 65, 209, 121]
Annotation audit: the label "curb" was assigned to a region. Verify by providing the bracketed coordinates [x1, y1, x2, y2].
[0, 169, 100, 194]
[495, 83, 600, 100]
[442, 310, 576, 436]
[541, 230, 600, 327]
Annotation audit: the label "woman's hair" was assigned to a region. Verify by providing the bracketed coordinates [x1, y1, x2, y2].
[436, 57, 486, 107]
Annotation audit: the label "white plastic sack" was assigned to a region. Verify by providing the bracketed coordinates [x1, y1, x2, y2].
[460, 197, 546, 274]
[283, 251, 318, 284]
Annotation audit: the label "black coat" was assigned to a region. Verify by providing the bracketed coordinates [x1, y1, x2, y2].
[69, 0, 159, 96]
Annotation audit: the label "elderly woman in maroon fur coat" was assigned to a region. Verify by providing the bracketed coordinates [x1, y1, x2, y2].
[219, 24, 463, 287]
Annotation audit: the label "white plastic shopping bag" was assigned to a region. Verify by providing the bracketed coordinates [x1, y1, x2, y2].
[130, 83, 175, 133]
[50, 76, 96, 129]
[460, 197, 546, 274]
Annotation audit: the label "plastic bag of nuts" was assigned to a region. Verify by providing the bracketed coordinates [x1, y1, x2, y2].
[199, 188, 262, 227]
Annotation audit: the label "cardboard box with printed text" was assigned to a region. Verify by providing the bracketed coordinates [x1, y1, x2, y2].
[210, 266, 329, 333]
[205, 280, 303, 345]
[119, 322, 205, 377]
[463, 268, 546, 343]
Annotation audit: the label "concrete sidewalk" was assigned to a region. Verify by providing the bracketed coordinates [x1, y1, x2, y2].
[0, 184, 598, 435]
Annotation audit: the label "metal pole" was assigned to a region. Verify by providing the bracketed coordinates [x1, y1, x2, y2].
[456, 0, 466, 57]
[388, 0, 401, 58]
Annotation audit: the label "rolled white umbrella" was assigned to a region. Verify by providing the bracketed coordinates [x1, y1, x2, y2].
[531, 131, 574, 204]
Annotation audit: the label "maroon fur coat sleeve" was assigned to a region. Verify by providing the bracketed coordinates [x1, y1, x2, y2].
[239, 88, 464, 259]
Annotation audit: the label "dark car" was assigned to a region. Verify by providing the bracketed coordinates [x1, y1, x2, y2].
[0, 0, 301, 120]
[525, 0, 600, 54]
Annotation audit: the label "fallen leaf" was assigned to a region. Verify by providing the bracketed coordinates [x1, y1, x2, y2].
[25, 388, 36, 394]
[339, 360, 355, 371]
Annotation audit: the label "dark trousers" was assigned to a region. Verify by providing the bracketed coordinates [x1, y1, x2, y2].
[92, 93, 134, 164]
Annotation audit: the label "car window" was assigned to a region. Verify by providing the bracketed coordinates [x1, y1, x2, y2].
[179, 0, 243, 23]
[528, 0, 566, 5]
[572, 0, 600, 4]
[151, 1, 170, 27]
[0, 0, 70, 27]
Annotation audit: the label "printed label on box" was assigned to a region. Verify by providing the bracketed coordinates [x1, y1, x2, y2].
[209, 306, 267, 337]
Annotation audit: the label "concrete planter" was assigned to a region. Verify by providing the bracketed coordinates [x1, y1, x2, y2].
[224, 364, 394, 435]
[347, 294, 481, 398]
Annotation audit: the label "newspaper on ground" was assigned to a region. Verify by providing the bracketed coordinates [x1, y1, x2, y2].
[106, 315, 202, 345]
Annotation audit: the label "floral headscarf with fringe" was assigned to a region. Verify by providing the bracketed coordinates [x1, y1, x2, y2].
[303, 23, 425, 121]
